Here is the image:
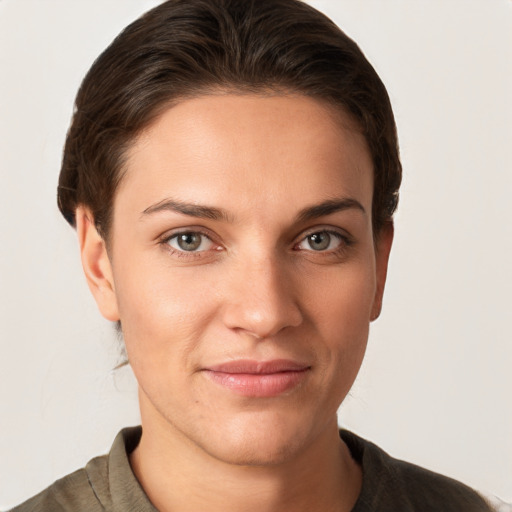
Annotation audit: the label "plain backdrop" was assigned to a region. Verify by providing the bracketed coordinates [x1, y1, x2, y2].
[1, 0, 511, 509]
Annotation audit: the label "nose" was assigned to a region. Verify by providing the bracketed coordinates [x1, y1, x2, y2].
[221, 255, 303, 339]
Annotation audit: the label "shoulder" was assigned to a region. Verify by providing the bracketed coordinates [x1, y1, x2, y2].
[8, 427, 148, 512]
[391, 456, 491, 511]
[8, 456, 107, 512]
[340, 430, 492, 512]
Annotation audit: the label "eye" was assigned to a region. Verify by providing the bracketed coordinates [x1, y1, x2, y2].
[166, 231, 214, 252]
[296, 231, 345, 252]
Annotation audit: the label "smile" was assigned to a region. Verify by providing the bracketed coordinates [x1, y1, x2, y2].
[202, 359, 311, 398]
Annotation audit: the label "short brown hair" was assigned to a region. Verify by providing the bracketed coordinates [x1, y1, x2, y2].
[58, 0, 401, 238]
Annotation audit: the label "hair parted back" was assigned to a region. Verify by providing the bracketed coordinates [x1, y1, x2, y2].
[58, 0, 401, 238]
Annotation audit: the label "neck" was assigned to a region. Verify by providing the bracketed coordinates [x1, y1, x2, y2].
[130, 401, 362, 512]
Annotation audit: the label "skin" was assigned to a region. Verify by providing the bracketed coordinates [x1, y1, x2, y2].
[76, 94, 393, 512]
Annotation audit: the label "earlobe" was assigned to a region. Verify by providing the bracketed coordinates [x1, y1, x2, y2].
[75, 207, 120, 322]
[370, 222, 394, 322]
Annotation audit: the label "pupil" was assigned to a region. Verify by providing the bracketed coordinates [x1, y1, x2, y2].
[178, 233, 201, 251]
[309, 232, 330, 251]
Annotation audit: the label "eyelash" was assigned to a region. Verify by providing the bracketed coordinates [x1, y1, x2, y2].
[160, 229, 220, 258]
[293, 229, 353, 255]
[159, 228, 354, 258]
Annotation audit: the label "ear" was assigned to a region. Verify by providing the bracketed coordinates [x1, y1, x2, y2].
[370, 222, 394, 322]
[75, 206, 120, 321]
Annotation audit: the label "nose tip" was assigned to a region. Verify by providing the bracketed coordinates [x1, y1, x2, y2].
[234, 303, 302, 340]
[222, 260, 303, 339]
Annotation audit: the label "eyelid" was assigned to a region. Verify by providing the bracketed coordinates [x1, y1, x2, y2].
[168, 232, 213, 252]
[159, 226, 223, 254]
[159, 225, 216, 242]
[296, 225, 352, 242]
[293, 226, 353, 252]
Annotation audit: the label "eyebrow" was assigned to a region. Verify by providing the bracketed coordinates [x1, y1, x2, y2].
[141, 198, 232, 222]
[296, 198, 366, 222]
[141, 197, 365, 223]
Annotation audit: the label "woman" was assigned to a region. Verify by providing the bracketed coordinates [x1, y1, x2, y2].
[6, 0, 500, 510]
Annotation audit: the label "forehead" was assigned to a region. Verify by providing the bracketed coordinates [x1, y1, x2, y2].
[117, 93, 373, 222]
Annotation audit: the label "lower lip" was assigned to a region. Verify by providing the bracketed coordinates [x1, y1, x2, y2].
[203, 369, 309, 397]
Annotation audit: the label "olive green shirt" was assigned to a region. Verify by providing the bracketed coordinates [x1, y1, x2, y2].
[10, 426, 491, 511]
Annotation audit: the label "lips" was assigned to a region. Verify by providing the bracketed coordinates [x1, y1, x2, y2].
[202, 359, 310, 397]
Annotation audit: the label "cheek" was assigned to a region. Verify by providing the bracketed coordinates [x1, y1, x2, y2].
[310, 259, 376, 335]
[112, 261, 218, 369]
[307, 258, 376, 388]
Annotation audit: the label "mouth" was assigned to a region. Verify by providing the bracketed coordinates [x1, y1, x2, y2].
[201, 359, 311, 398]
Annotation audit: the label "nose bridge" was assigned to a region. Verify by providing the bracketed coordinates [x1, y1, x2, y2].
[222, 250, 303, 338]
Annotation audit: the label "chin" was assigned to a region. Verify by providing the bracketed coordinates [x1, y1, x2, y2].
[204, 434, 302, 467]
[195, 410, 323, 467]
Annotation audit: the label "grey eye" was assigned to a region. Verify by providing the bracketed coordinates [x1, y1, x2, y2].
[296, 231, 343, 252]
[177, 233, 202, 251]
[307, 232, 331, 251]
[167, 232, 213, 252]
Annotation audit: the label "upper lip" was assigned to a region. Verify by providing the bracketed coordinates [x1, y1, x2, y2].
[203, 359, 310, 374]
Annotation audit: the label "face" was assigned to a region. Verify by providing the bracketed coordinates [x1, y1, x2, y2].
[79, 94, 392, 466]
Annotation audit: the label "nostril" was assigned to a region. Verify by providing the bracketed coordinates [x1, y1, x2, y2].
[223, 299, 303, 340]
